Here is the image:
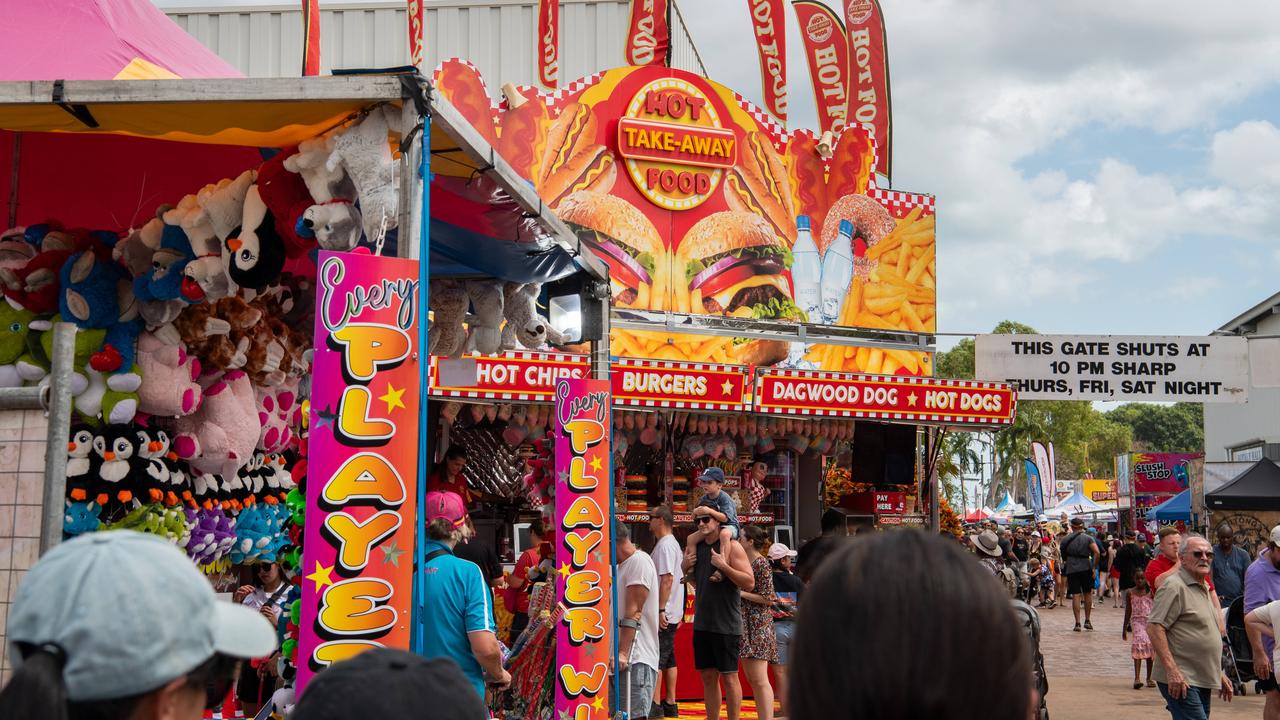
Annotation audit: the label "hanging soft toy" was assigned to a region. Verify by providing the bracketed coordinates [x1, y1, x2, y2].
[92, 424, 144, 508]
[464, 280, 505, 355]
[17, 320, 139, 424]
[284, 136, 363, 251]
[0, 228, 37, 270]
[173, 369, 262, 477]
[63, 500, 101, 536]
[130, 222, 200, 327]
[165, 170, 256, 302]
[0, 227, 99, 314]
[326, 105, 400, 246]
[135, 331, 202, 418]
[256, 387, 293, 453]
[0, 299, 35, 387]
[223, 185, 286, 291]
[428, 279, 469, 357]
[501, 282, 566, 351]
[59, 251, 143, 375]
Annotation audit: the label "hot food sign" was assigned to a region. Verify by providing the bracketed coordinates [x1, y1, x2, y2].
[617, 78, 737, 210]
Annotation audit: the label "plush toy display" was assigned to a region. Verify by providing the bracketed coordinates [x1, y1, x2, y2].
[59, 251, 143, 375]
[284, 137, 363, 251]
[501, 282, 566, 350]
[327, 105, 400, 245]
[428, 279, 469, 357]
[465, 279, 505, 355]
[0, 300, 35, 387]
[174, 369, 261, 477]
[129, 222, 200, 327]
[136, 332, 202, 418]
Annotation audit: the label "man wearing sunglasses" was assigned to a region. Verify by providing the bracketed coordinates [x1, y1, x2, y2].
[682, 511, 754, 720]
[1148, 534, 1234, 719]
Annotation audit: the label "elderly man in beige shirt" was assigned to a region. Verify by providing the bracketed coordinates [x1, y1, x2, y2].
[1148, 534, 1233, 720]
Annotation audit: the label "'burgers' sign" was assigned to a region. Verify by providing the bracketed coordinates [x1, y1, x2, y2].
[434, 62, 936, 373]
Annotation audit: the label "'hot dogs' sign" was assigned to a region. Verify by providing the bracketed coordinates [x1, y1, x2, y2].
[755, 368, 1016, 426]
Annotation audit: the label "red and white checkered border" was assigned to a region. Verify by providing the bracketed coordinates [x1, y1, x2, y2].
[544, 71, 608, 111]
[731, 90, 788, 146]
[869, 187, 936, 216]
[616, 399, 745, 411]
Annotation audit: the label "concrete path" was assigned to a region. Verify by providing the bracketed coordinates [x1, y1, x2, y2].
[1038, 591, 1266, 719]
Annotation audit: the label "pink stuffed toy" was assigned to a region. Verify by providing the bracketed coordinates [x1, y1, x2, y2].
[136, 332, 203, 418]
[173, 370, 261, 477]
[256, 386, 293, 453]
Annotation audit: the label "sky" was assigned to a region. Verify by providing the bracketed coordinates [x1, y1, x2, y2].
[156, 0, 1280, 348]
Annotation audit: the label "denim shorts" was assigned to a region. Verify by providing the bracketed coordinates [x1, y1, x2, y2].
[773, 619, 795, 665]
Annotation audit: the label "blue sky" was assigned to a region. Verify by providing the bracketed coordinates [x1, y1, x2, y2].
[158, 0, 1280, 347]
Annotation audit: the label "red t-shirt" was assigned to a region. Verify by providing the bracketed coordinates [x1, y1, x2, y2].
[512, 548, 541, 614]
[1146, 553, 1214, 592]
[427, 471, 472, 504]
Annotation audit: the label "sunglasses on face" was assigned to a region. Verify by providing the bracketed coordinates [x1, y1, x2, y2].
[1190, 550, 1215, 559]
[696, 516, 713, 524]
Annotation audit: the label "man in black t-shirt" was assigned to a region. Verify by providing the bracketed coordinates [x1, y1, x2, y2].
[453, 517, 505, 588]
[795, 508, 849, 583]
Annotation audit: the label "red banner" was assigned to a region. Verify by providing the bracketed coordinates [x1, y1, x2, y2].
[406, 0, 425, 69]
[427, 352, 589, 401]
[746, 0, 787, 124]
[612, 359, 750, 410]
[843, 0, 892, 178]
[302, 0, 321, 76]
[625, 0, 670, 67]
[792, 1, 850, 134]
[754, 369, 1016, 426]
[537, 0, 560, 89]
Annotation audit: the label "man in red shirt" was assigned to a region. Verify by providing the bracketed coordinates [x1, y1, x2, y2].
[507, 518, 552, 642]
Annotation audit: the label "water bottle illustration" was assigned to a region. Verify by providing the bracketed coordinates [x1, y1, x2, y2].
[820, 219, 856, 324]
[791, 215, 821, 322]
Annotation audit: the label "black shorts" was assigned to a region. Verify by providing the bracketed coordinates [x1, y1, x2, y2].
[659, 624, 679, 670]
[1260, 674, 1278, 693]
[1066, 570, 1094, 597]
[692, 629, 740, 673]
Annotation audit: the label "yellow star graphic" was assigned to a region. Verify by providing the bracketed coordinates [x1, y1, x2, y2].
[306, 561, 335, 591]
[721, 379, 735, 395]
[379, 383, 407, 413]
[559, 562, 572, 577]
[589, 455, 604, 473]
[591, 696, 605, 712]
[907, 392, 918, 407]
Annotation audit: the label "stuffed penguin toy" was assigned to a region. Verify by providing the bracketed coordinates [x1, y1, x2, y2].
[134, 425, 172, 504]
[66, 424, 99, 503]
[224, 185, 287, 291]
[93, 424, 141, 507]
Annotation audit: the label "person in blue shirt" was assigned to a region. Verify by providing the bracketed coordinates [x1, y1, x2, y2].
[1212, 524, 1251, 605]
[421, 490, 511, 703]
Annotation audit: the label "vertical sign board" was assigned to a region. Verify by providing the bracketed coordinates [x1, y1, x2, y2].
[554, 378, 613, 720]
[297, 252, 421, 692]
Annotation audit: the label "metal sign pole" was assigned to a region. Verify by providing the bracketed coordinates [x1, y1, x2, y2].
[39, 322, 75, 554]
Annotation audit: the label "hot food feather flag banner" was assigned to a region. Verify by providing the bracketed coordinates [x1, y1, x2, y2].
[538, 0, 560, 88]
[625, 0, 670, 67]
[554, 378, 613, 720]
[747, 0, 787, 124]
[791, 0, 850, 135]
[842, 0, 892, 179]
[1031, 441, 1054, 511]
[302, 0, 321, 76]
[297, 252, 421, 692]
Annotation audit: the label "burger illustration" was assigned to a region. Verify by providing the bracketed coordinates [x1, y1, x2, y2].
[556, 191, 664, 310]
[676, 211, 804, 365]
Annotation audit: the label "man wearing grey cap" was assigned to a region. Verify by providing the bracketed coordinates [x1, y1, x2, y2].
[0, 530, 277, 720]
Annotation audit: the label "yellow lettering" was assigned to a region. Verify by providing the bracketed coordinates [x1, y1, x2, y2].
[564, 419, 605, 454]
[564, 496, 605, 529]
[312, 640, 382, 667]
[337, 386, 394, 441]
[331, 323, 411, 382]
[558, 662, 608, 697]
[322, 452, 406, 507]
[319, 578, 396, 636]
[324, 511, 401, 572]
[564, 570, 604, 606]
[563, 529, 603, 566]
[568, 456, 599, 492]
[562, 607, 606, 643]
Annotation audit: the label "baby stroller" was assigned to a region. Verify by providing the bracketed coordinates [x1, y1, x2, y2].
[1012, 599, 1050, 720]
[1224, 596, 1266, 696]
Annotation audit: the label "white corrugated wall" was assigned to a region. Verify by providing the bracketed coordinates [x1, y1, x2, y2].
[166, 1, 706, 92]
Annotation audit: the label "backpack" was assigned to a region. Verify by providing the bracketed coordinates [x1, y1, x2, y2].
[984, 557, 1018, 598]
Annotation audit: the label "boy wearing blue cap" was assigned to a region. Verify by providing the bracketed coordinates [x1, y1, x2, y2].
[692, 468, 739, 579]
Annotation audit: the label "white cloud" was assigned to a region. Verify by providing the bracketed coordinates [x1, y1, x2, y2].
[1211, 120, 1280, 188]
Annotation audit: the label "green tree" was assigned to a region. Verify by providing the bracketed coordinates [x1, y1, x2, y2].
[1105, 402, 1203, 453]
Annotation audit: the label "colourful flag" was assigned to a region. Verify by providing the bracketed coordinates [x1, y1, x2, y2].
[538, 0, 560, 88]
[301, 0, 321, 76]
[1024, 458, 1043, 516]
[746, 0, 787, 124]
[625, 0, 670, 66]
[791, 1, 849, 134]
[843, 0, 892, 179]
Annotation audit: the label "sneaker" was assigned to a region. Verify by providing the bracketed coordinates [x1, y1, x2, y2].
[649, 703, 664, 719]
[1073, 623, 1081, 632]
[663, 701, 679, 718]
[1084, 621, 1094, 631]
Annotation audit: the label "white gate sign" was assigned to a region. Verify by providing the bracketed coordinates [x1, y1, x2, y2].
[975, 334, 1249, 402]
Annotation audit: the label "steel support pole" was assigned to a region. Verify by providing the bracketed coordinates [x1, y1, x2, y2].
[410, 101, 430, 656]
[39, 323, 75, 554]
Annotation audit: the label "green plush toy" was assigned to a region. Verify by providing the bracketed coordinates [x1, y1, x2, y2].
[16, 316, 140, 424]
[0, 301, 35, 388]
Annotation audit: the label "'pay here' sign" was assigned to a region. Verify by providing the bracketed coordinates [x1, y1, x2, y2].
[974, 334, 1249, 403]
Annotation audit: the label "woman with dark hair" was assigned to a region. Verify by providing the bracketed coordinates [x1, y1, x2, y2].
[738, 524, 778, 720]
[508, 517, 553, 642]
[428, 444, 472, 504]
[0, 531, 275, 720]
[232, 562, 291, 716]
[790, 530, 1032, 720]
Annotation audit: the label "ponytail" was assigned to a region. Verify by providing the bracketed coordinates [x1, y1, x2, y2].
[0, 643, 70, 720]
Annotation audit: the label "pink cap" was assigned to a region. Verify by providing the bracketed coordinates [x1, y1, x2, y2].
[425, 491, 467, 529]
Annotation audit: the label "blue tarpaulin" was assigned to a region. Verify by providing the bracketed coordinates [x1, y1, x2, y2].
[1147, 490, 1191, 522]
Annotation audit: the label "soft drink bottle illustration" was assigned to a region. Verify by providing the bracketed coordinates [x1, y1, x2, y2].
[820, 219, 855, 324]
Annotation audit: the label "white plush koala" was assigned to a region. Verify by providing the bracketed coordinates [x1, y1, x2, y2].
[464, 280, 504, 356]
[301, 202, 362, 251]
[427, 279, 469, 358]
[501, 282, 566, 350]
[327, 105, 400, 247]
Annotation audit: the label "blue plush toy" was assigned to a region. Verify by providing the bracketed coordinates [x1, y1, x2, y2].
[59, 251, 143, 375]
[63, 500, 102, 536]
[133, 223, 200, 327]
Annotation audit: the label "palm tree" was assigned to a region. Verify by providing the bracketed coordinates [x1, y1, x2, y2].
[936, 431, 982, 509]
